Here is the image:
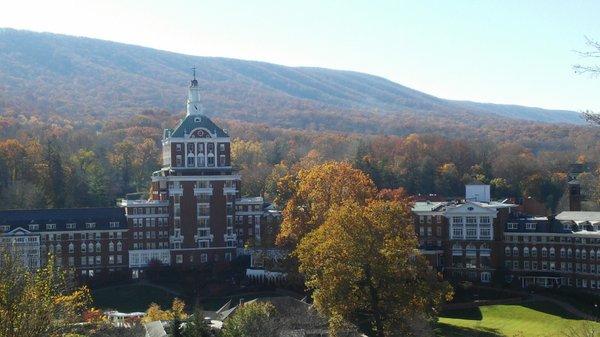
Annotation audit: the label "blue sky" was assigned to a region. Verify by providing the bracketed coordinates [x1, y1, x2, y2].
[2, 0, 599, 111]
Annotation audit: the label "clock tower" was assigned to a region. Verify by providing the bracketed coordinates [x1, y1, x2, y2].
[147, 73, 239, 268]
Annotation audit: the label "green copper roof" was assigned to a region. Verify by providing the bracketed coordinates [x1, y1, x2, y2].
[167, 114, 229, 139]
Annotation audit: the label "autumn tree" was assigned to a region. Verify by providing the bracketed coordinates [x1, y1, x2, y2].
[435, 163, 462, 197]
[143, 298, 188, 323]
[0, 252, 91, 337]
[231, 138, 272, 196]
[0, 139, 27, 182]
[220, 302, 277, 337]
[143, 303, 172, 323]
[108, 141, 135, 194]
[275, 161, 377, 247]
[296, 200, 453, 337]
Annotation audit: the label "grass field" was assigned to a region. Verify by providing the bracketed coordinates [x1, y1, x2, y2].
[92, 284, 177, 312]
[437, 301, 600, 337]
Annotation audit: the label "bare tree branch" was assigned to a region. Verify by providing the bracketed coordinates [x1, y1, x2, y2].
[573, 36, 600, 76]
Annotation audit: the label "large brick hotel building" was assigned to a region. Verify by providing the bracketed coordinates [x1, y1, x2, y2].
[0, 75, 275, 278]
[414, 180, 600, 291]
[3, 76, 600, 292]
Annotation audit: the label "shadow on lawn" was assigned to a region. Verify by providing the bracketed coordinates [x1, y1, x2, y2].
[517, 301, 581, 320]
[440, 307, 483, 320]
[435, 322, 503, 337]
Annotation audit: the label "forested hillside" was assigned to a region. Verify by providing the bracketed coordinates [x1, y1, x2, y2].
[0, 29, 599, 212]
[0, 28, 583, 133]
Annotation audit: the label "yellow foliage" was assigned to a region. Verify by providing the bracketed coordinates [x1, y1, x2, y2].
[171, 298, 188, 320]
[143, 298, 187, 323]
[276, 161, 376, 247]
[296, 199, 453, 336]
[143, 303, 171, 323]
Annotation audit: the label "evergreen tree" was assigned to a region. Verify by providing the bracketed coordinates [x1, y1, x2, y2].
[170, 316, 183, 337]
[183, 308, 214, 337]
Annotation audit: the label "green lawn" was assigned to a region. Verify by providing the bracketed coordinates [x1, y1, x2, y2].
[437, 301, 600, 337]
[92, 284, 177, 312]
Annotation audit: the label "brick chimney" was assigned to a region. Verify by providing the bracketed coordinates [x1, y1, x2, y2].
[568, 180, 581, 212]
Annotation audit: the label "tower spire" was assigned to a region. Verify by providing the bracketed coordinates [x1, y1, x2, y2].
[187, 66, 201, 115]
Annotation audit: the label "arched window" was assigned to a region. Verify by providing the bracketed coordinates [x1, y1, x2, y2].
[69, 243, 74, 254]
[505, 246, 511, 256]
[88, 243, 94, 253]
[117, 241, 122, 252]
[576, 249, 581, 259]
[542, 247, 548, 258]
[591, 250, 596, 260]
[55, 244, 61, 253]
[48, 244, 54, 253]
[549, 247, 555, 258]
[109, 242, 115, 252]
[532, 247, 538, 257]
[560, 248, 566, 258]
[582, 249, 587, 260]
[523, 247, 530, 257]
[513, 247, 519, 257]
[96, 242, 101, 253]
[568, 248, 573, 258]
[81, 243, 86, 253]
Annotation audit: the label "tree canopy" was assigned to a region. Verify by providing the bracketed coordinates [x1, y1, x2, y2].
[276, 161, 377, 247]
[0, 252, 91, 337]
[296, 199, 453, 336]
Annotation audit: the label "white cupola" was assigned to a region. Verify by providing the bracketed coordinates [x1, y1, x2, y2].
[187, 68, 202, 116]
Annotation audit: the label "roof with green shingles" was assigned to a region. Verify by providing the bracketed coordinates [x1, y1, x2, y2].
[165, 114, 229, 139]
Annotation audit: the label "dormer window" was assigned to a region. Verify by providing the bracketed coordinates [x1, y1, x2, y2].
[29, 224, 39, 231]
[525, 223, 536, 230]
[46, 224, 56, 230]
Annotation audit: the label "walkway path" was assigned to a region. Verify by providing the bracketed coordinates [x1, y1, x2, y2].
[137, 280, 182, 296]
[475, 285, 597, 321]
[529, 294, 596, 321]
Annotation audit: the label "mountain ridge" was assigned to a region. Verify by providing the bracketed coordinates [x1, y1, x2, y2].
[0, 28, 583, 132]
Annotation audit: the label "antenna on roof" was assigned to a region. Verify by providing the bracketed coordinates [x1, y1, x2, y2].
[192, 66, 196, 80]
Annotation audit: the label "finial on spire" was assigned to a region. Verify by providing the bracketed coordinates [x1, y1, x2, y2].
[190, 66, 198, 87]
